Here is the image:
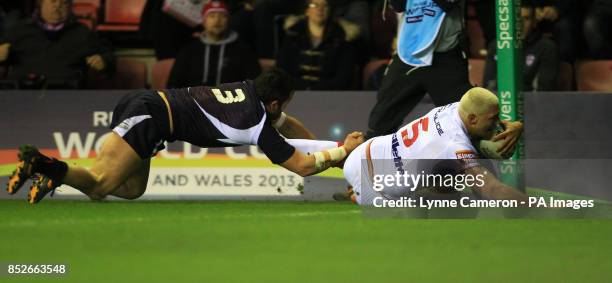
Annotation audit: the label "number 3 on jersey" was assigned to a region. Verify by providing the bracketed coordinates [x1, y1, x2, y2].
[401, 117, 429, 147]
[212, 88, 246, 104]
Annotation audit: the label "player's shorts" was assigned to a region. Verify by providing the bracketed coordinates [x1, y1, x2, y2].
[109, 90, 173, 159]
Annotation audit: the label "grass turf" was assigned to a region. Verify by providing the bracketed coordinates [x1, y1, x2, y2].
[1, 200, 611, 282]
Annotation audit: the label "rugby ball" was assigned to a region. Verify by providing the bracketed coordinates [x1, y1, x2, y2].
[477, 139, 513, 159]
[476, 124, 514, 159]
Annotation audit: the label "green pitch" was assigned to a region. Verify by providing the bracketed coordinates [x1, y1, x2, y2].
[1, 200, 610, 282]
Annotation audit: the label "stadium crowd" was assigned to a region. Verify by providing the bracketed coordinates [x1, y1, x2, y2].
[0, 0, 610, 91]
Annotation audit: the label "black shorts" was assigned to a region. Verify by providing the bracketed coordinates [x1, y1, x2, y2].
[109, 90, 172, 159]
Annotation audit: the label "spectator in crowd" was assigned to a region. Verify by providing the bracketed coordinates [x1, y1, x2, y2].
[541, 0, 583, 62]
[583, 0, 612, 59]
[532, 0, 585, 63]
[365, 0, 472, 139]
[472, 0, 575, 62]
[483, 3, 559, 91]
[167, 0, 260, 88]
[140, 0, 200, 60]
[332, 0, 370, 65]
[251, 0, 305, 64]
[226, 0, 256, 51]
[276, 0, 359, 90]
[252, 0, 368, 65]
[334, 0, 369, 42]
[0, 0, 115, 89]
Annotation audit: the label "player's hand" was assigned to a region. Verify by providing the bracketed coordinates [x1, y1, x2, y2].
[0, 43, 10, 62]
[343, 131, 365, 152]
[492, 120, 523, 156]
[86, 54, 105, 71]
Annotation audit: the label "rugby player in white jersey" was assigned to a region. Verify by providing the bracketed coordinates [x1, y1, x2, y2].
[342, 87, 527, 205]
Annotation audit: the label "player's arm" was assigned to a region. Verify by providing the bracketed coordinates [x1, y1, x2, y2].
[280, 132, 363, 177]
[273, 112, 316, 139]
[465, 165, 528, 203]
[284, 139, 340, 155]
[258, 120, 363, 177]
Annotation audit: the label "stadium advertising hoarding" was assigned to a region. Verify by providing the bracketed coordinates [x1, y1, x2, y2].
[2, 91, 612, 205]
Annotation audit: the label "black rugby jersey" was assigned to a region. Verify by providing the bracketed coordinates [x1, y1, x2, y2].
[163, 81, 295, 164]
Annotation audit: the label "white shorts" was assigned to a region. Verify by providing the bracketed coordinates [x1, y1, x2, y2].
[343, 138, 380, 206]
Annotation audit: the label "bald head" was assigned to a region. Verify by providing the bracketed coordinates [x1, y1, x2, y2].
[459, 87, 499, 118]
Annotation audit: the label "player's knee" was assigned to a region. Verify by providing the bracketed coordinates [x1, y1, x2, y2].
[111, 183, 146, 200]
[88, 193, 106, 201]
[89, 180, 120, 199]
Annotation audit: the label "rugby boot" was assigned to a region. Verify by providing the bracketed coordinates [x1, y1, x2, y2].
[6, 145, 41, 195]
[28, 175, 59, 204]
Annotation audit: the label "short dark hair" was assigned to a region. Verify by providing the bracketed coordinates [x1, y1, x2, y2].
[253, 67, 295, 105]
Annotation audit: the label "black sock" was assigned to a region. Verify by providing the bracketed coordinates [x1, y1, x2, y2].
[34, 155, 68, 183]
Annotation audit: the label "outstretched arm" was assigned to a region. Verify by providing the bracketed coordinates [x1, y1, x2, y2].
[465, 165, 528, 203]
[273, 112, 316, 139]
[285, 139, 340, 154]
[280, 132, 364, 177]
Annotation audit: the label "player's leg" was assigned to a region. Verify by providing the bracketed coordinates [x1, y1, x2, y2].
[108, 159, 150, 200]
[10, 90, 168, 203]
[366, 54, 427, 139]
[62, 132, 146, 200]
[27, 132, 145, 203]
[425, 48, 471, 106]
[77, 89, 169, 200]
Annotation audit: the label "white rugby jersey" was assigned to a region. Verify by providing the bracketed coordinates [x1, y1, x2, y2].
[369, 102, 479, 173]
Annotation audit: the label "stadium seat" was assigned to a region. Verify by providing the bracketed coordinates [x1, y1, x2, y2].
[576, 60, 612, 91]
[88, 58, 147, 89]
[71, 2, 98, 29]
[556, 62, 574, 91]
[151, 59, 175, 89]
[73, 0, 100, 8]
[362, 59, 389, 90]
[468, 58, 485, 87]
[97, 0, 146, 31]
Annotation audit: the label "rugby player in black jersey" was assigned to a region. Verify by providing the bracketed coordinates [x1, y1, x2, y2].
[7, 68, 364, 203]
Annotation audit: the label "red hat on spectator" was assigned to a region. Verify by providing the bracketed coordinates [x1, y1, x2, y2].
[201, 1, 229, 18]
